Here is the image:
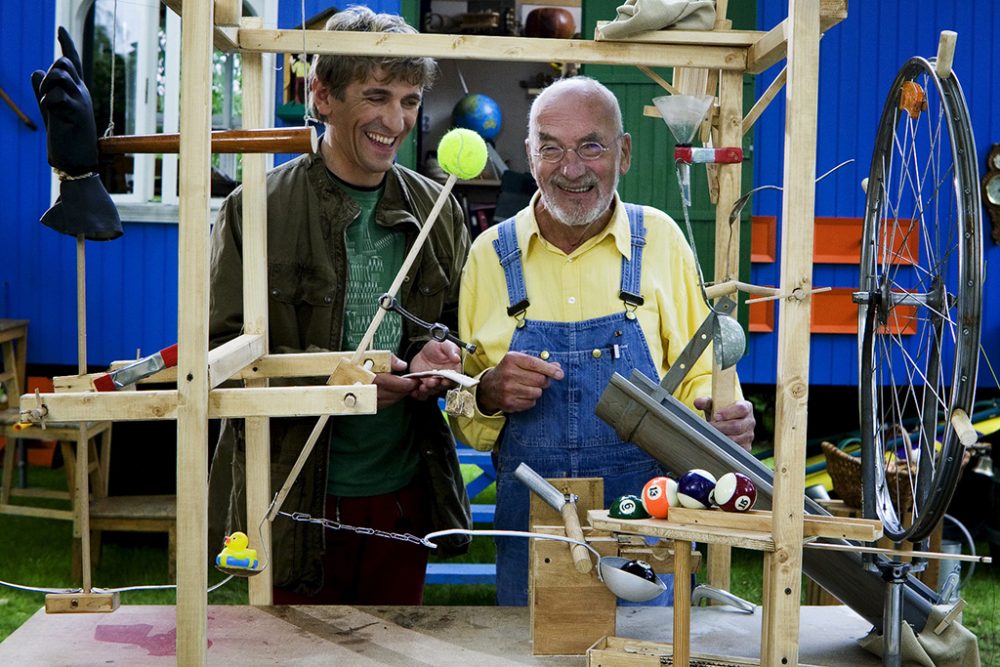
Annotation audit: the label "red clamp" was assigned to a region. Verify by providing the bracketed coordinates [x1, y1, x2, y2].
[674, 146, 744, 165]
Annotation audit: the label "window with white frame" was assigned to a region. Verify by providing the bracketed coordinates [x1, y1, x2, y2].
[57, 0, 274, 215]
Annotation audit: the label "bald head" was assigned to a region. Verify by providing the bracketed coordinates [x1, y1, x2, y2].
[527, 77, 623, 153]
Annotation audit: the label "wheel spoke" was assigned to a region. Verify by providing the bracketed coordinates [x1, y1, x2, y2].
[858, 58, 981, 542]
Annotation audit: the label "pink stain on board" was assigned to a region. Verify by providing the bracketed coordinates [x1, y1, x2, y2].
[95, 624, 212, 656]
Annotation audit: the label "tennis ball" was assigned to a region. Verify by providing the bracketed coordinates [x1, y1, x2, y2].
[437, 128, 489, 180]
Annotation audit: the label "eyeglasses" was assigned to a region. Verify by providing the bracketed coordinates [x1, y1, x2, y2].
[532, 138, 619, 163]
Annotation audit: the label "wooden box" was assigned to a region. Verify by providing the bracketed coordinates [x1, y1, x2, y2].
[587, 636, 823, 667]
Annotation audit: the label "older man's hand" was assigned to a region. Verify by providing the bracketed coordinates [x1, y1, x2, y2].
[693, 397, 755, 451]
[476, 351, 564, 415]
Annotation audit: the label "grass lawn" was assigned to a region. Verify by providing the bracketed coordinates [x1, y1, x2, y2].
[0, 465, 996, 663]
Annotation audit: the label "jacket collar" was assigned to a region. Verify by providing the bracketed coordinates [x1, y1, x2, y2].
[304, 152, 421, 232]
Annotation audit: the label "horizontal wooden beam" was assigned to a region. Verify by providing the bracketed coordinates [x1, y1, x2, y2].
[0, 503, 74, 521]
[207, 334, 266, 388]
[594, 22, 765, 47]
[746, 0, 847, 74]
[161, 0, 239, 51]
[589, 510, 776, 551]
[54, 351, 394, 392]
[98, 127, 317, 155]
[668, 507, 883, 542]
[18, 385, 376, 422]
[237, 29, 749, 70]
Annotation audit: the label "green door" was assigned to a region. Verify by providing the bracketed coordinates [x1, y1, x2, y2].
[581, 1, 756, 291]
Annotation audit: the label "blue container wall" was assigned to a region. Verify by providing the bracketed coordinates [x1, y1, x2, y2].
[0, 2, 401, 368]
[744, 1, 1000, 387]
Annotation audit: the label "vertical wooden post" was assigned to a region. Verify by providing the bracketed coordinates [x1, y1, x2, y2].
[763, 1, 820, 665]
[240, 16, 273, 606]
[176, 0, 213, 662]
[706, 67, 745, 595]
[672, 539, 693, 667]
[214, 0, 241, 27]
[75, 236, 92, 592]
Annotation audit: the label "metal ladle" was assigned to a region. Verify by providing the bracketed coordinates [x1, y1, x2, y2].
[422, 528, 667, 602]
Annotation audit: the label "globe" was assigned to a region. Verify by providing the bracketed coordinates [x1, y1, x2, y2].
[451, 94, 503, 142]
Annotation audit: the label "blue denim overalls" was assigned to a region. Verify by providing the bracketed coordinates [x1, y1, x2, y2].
[491, 204, 666, 605]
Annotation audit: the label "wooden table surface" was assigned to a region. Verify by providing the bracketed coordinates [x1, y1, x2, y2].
[0, 603, 880, 666]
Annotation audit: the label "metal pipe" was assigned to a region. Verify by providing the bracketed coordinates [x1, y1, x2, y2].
[596, 371, 940, 632]
[98, 127, 317, 155]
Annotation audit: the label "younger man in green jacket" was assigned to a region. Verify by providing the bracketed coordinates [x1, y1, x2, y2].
[208, 6, 472, 605]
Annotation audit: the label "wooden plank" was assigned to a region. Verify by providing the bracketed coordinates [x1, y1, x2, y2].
[240, 16, 273, 606]
[90, 351, 393, 386]
[672, 540, 693, 667]
[237, 29, 749, 70]
[18, 385, 377, 421]
[530, 533, 616, 655]
[593, 23, 766, 46]
[668, 507, 883, 541]
[747, 0, 847, 73]
[175, 0, 213, 661]
[44, 592, 119, 614]
[589, 510, 775, 551]
[0, 503, 74, 521]
[207, 333, 265, 388]
[704, 67, 745, 594]
[588, 636, 827, 667]
[742, 67, 786, 133]
[763, 0, 822, 664]
[162, 0, 239, 51]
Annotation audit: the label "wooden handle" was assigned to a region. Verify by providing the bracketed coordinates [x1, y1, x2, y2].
[950, 408, 978, 446]
[561, 503, 593, 574]
[935, 30, 957, 79]
[98, 127, 317, 155]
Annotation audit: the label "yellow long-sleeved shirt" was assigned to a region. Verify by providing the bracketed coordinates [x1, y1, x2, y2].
[454, 192, 734, 451]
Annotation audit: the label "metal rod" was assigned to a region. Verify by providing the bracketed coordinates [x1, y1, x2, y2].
[804, 540, 991, 563]
[0, 86, 38, 130]
[98, 127, 317, 155]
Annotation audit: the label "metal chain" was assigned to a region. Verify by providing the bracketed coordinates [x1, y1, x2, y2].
[277, 511, 432, 547]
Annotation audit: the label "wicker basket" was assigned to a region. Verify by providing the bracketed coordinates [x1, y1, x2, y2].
[821, 441, 914, 512]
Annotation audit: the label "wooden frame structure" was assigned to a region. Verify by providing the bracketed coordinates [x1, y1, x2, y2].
[18, 0, 844, 663]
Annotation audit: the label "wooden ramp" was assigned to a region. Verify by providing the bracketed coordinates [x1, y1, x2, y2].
[0, 605, 879, 666]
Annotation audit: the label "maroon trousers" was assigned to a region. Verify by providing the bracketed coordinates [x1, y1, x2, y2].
[272, 482, 429, 605]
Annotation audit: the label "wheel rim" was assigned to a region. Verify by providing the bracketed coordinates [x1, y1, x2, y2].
[857, 57, 982, 543]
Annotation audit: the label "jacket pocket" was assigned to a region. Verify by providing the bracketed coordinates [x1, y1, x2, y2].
[268, 265, 337, 351]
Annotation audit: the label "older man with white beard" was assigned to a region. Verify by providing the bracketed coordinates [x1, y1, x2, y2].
[452, 76, 755, 605]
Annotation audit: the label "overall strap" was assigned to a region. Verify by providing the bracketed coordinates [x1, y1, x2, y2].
[619, 203, 646, 307]
[492, 218, 530, 318]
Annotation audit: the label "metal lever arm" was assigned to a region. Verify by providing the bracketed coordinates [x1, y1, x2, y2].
[378, 294, 476, 353]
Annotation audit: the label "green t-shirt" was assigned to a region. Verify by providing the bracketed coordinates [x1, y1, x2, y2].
[327, 175, 418, 497]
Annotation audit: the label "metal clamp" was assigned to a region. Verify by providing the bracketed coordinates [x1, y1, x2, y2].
[378, 294, 476, 353]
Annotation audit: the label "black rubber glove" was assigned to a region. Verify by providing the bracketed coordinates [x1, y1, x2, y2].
[31, 27, 122, 240]
[31, 27, 99, 177]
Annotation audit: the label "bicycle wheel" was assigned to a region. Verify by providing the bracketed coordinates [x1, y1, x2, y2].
[856, 57, 982, 543]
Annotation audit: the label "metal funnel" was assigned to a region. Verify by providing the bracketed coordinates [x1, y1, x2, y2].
[653, 95, 714, 145]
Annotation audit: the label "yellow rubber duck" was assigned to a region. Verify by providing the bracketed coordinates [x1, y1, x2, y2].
[215, 531, 261, 575]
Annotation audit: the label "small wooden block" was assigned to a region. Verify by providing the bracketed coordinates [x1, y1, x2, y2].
[53, 373, 103, 393]
[325, 358, 376, 386]
[45, 592, 120, 614]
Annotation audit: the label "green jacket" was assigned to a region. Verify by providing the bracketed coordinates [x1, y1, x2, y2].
[207, 152, 473, 595]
